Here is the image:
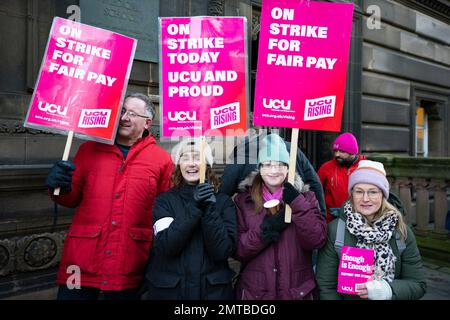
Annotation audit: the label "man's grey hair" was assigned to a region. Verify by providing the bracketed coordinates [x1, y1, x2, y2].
[124, 93, 156, 119]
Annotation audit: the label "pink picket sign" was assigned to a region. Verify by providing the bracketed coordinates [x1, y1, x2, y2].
[159, 16, 248, 138]
[24, 17, 137, 144]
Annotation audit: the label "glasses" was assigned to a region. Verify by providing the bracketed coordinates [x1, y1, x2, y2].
[180, 152, 201, 163]
[352, 189, 382, 200]
[120, 108, 150, 119]
[260, 162, 287, 171]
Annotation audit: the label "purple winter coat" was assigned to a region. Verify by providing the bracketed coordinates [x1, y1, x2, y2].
[234, 172, 327, 300]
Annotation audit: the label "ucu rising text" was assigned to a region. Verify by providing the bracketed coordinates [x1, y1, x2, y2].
[304, 95, 336, 121]
[78, 109, 111, 128]
[210, 102, 240, 129]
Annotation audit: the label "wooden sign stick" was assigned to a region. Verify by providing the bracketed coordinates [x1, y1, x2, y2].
[285, 128, 299, 223]
[53, 130, 74, 196]
[199, 135, 206, 183]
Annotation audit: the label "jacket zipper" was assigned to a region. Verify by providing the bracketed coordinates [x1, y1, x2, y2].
[274, 244, 279, 299]
[333, 165, 338, 188]
[117, 142, 135, 173]
[118, 158, 125, 173]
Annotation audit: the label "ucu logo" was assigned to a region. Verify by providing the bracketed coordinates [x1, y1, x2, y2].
[168, 111, 197, 121]
[262, 98, 291, 110]
[213, 105, 236, 115]
[38, 101, 68, 116]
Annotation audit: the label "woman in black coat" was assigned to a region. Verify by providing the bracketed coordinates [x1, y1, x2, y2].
[141, 138, 237, 300]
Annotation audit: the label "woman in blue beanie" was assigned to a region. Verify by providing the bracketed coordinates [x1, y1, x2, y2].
[316, 160, 426, 300]
[233, 134, 327, 300]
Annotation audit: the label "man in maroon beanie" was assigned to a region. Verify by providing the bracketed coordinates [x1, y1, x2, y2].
[317, 132, 366, 223]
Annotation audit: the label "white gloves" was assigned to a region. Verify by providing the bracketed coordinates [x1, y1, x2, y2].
[365, 279, 393, 300]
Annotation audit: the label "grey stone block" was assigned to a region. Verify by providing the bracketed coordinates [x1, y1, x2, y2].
[363, 44, 450, 87]
[0, 136, 26, 164]
[400, 32, 450, 66]
[361, 125, 410, 152]
[363, 17, 401, 49]
[416, 12, 450, 45]
[362, 72, 410, 100]
[24, 135, 83, 164]
[362, 96, 410, 126]
[0, 93, 30, 119]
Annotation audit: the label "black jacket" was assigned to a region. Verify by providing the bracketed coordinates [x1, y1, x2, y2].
[219, 135, 326, 216]
[141, 184, 237, 300]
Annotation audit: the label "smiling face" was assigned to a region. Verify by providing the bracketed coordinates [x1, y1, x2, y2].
[179, 151, 201, 185]
[351, 183, 383, 221]
[259, 161, 288, 192]
[116, 97, 152, 146]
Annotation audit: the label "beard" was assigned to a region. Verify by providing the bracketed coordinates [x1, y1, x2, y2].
[335, 156, 356, 167]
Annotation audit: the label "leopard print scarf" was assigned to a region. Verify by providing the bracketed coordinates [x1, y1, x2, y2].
[344, 201, 398, 282]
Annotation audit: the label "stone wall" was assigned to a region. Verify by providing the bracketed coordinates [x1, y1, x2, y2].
[361, 0, 450, 156]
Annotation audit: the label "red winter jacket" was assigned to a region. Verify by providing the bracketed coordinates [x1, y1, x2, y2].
[53, 135, 173, 291]
[317, 155, 365, 223]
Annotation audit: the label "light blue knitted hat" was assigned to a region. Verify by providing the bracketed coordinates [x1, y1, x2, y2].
[257, 134, 290, 166]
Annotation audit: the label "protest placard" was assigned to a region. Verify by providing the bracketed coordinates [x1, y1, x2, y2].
[253, 0, 353, 222]
[337, 246, 375, 295]
[159, 17, 248, 138]
[24, 17, 137, 144]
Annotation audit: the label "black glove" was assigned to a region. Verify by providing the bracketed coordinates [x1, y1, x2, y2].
[260, 228, 281, 244]
[45, 160, 76, 194]
[260, 209, 288, 243]
[282, 182, 300, 205]
[193, 183, 216, 207]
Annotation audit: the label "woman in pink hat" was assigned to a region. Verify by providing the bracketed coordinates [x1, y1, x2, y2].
[316, 160, 426, 300]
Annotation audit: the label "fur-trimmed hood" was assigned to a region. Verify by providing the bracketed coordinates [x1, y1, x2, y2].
[238, 170, 310, 193]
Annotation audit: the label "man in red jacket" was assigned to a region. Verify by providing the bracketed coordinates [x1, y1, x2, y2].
[45, 93, 174, 300]
[317, 132, 365, 223]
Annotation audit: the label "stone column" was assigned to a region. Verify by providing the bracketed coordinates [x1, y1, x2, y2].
[414, 178, 430, 236]
[430, 179, 449, 239]
[397, 177, 412, 225]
